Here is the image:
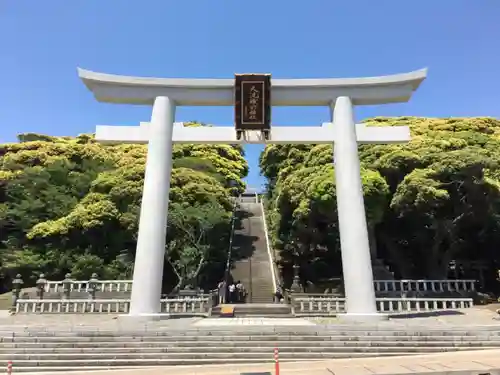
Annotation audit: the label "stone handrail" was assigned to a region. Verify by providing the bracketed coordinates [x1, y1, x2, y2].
[43, 280, 133, 293]
[374, 279, 476, 293]
[15, 297, 210, 315]
[24, 278, 477, 295]
[260, 200, 278, 293]
[292, 296, 474, 316]
[224, 199, 238, 283]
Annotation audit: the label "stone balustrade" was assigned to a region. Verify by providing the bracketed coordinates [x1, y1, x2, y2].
[10, 273, 476, 298]
[292, 296, 474, 316]
[15, 297, 211, 315]
[374, 279, 476, 293]
[43, 279, 133, 293]
[41, 278, 476, 294]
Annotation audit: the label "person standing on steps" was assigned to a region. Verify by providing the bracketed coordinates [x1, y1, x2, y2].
[228, 282, 237, 303]
[217, 280, 227, 304]
[236, 280, 245, 303]
[274, 284, 284, 303]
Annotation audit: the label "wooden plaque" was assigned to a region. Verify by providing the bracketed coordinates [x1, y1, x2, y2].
[234, 74, 271, 131]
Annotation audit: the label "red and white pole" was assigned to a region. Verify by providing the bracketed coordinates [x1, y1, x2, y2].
[7, 360, 12, 375]
[274, 347, 279, 375]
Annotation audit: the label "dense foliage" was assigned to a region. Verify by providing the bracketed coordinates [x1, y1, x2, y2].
[0, 128, 248, 292]
[3, 117, 500, 295]
[260, 117, 500, 292]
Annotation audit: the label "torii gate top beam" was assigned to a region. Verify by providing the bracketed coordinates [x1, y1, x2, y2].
[78, 68, 427, 106]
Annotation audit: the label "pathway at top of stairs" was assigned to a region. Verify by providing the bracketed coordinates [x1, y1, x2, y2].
[194, 317, 316, 326]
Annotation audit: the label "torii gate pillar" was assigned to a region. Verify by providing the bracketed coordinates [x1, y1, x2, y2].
[130, 96, 175, 316]
[332, 96, 378, 319]
[78, 68, 427, 321]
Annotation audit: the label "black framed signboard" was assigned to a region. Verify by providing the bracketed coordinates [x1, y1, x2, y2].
[234, 74, 271, 135]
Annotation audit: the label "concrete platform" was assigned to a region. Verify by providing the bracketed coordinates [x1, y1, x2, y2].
[0, 307, 496, 329]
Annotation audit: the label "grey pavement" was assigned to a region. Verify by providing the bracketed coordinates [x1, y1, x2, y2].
[2, 307, 500, 330]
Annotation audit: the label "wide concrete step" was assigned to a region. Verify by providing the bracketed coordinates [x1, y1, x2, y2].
[4, 326, 500, 334]
[5, 329, 500, 338]
[0, 356, 415, 373]
[0, 350, 480, 366]
[7, 366, 152, 374]
[8, 324, 500, 332]
[2, 347, 495, 361]
[3, 344, 500, 354]
[6, 335, 500, 344]
[5, 340, 500, 349]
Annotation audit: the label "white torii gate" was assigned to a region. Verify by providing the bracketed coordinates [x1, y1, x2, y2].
[79, 68, 427, 321]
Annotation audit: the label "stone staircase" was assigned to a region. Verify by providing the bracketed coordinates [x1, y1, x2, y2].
[230, 201, 275, 304]
[4, 324, 500, 372]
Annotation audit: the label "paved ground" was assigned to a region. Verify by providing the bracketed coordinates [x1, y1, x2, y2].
[2, 307, 499, 329]
[307, 307, 500, 327]
[16, 349, 500, 375]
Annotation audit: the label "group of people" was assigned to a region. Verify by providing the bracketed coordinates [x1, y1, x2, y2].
[217, 279, 247, 304]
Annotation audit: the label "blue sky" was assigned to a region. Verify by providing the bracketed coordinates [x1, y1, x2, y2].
[1, 1, 499, 189]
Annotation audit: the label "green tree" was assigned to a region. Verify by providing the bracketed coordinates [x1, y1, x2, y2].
[0, 127, 248, 292]
[166, 201, 230, 290]
[260, 117, 500, 291]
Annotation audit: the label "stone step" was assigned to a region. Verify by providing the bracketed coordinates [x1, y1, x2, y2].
[250, 298, 276, 304]
[4, 326, 498, 333]
[4, 326, 500, 335]
[4, 327, 500, 334]
[0, 341, 500, 356]
[5, 340, 500, 349]
[7, 366, 149, 374]
[0, 356, 412, 373]
[5, 330, 500, 338]
[1, 347, 494, 361]
[5, 332, 500, 341]
[0, 350, 474, 366]
[7, 337, 500, 349]
[4, 323, 500, 331]
[3, 322, 500, 332]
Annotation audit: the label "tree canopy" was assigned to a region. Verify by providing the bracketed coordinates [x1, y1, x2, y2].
[260, 117, 500, 291]
[0, 128, 247, 292]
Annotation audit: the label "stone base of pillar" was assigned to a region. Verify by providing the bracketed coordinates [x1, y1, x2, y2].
[336, 312, 389, 322]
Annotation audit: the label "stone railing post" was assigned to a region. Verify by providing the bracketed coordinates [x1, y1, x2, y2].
[87, 273, 99, 300]
[36, 273, 47, 300]
[62, 273, 73, 300]
[11, 274, 23, 310]
[290, 263, 301, 293]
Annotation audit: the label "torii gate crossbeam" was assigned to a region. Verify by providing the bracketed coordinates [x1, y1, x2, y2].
[94, 122, 410, 145]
